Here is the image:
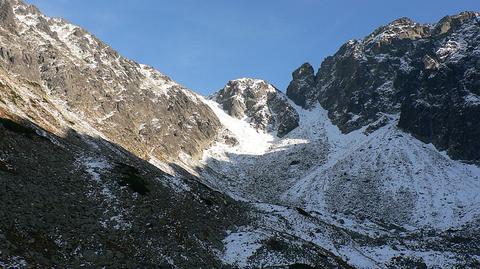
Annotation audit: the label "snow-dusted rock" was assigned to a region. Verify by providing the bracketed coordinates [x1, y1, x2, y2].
[0, 0, 221, 162]
[286, 62, 317, 108]
[287, 12, 480, 162]
[211, 78, 299, 137]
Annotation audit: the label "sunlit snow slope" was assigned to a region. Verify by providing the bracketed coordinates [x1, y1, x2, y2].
[201, 96, 480, 230]
[199, 93, 480, 268]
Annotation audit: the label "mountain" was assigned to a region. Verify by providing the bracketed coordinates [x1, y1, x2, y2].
[287, 12, 480, 162]
[0, 0, 242, 267]
[0, 1, 349, 268]
[1, 0, 480, 268]
[1, 0, 220, 163]
[210, 78, 299, 137]
[199, 11, 480, 268]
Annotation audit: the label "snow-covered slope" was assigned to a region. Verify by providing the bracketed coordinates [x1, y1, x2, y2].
[199, 94, 480, 267]
[0, 2, 353, 268]
[202, 97, 275, 156]
[283, 110, 480, 230]
[2, 1, 480, 267]
[202, 99, 480, 229]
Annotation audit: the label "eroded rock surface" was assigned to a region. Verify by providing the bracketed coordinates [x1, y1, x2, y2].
[287, 12, 480, 162]
[0, 0, 220, 162]
[212, 78, 299, 137]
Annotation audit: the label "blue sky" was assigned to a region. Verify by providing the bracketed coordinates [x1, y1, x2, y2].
[26, 0, 479, 95]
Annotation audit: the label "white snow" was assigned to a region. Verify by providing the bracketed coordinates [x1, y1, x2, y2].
[204, 98, 480, 268]
[436, 40, 462, 61]
[7, 3, 480, 266]
[464, 93, 480, 106]
[202, 98, 275, 156]
[283, 110, 480, 229]
[139, 64, 174, 98]
[221, 229, 266, 267]
[76, 156, 111, 183]
[399, 57, 413, 72]
[368, 19, 423, 46]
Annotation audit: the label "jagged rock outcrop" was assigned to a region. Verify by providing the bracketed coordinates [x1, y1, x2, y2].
[286, 62, 317, 108]
[397, 12, 480, 162]
[0, 0, 220, 162]
[211, 78, 299, 137]
[287, 11, 480, 162]
[2, 0, 480, 266]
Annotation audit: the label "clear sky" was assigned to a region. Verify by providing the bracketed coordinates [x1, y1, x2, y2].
[26, 0, 480, 95]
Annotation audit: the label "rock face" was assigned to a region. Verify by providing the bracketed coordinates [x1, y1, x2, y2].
[212, 78, 299, 137]
[0, 0, 220, 162]
[287, 12, 480, 162]
[0, 0, 15, 31]
[397, 12, 480, 162]
[0, 1, 237, 267]
[286, 63, 317, 108]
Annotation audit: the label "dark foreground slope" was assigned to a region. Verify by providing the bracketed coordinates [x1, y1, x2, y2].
[0, 110, 249, 268]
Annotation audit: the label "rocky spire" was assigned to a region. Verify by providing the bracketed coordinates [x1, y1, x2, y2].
[286, 62, 316, 108]
[285, 12, 480, 162]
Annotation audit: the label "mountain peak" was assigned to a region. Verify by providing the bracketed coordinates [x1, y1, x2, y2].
[434, 11, 480, 35]
[365, 16, 431, 46]
[286, 62, 317, 108]
[211, 78, 299, 137]
[389, 16, 415, 25]
[226, 77, 278, 94]
[2, 3, 480, 268]
[0, 0, 221, 163]
[288, 11, 480, 161]
[292, 62, 314, 80]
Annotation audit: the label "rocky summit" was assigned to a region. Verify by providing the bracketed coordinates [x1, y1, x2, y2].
[1, 1, 480, 268]
[211, 78, 299, 137]
[287, 11, 480, 162]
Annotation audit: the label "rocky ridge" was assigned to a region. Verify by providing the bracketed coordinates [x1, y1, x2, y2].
[287, 12, 480, 162]
[200, 11, 480, 268]
[1, 0, 220, 164]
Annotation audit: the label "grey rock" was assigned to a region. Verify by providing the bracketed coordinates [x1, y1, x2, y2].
[0, 0, 220, 162]
[286, 11, 480, 161]
[286, 62, 317, 108]
[212, 78, 299, 137]
[0, 0, 16, 31]
[0, 1, 351, 268]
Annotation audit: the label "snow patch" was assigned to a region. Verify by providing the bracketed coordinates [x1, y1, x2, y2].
[76, 156, 111, 182]
[221, 229, 267, 267]
[464, 93, 480, 106]
[202, 98, 275, 156]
